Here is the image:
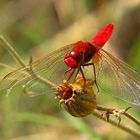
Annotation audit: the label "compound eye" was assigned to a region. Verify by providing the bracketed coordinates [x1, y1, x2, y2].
[64, 57, 77, 68]
[70, 51, 78, 57]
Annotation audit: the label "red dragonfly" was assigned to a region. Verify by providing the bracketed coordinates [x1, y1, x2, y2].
[0, 23, 140, 105]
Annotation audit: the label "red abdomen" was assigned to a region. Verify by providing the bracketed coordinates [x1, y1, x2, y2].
[64, 41, 96, 68]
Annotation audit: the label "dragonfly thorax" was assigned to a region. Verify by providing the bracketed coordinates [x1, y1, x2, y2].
[64, 41, 96, 68]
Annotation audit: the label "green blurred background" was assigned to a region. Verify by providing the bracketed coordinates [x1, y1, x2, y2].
[0, 0, 140, 140]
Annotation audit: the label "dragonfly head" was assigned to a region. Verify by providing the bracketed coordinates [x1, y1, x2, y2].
[64, 51, 80, 68]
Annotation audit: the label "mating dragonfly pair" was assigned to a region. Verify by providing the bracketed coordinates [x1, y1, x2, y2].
[0, 23, 140, 108]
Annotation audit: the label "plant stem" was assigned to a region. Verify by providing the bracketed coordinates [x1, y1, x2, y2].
[0, 63, 14, 70]
[124, 112, 140, 126]
[0, 34, 140, 139]
[93, 111, 140, 139]
[0, 35, 25, 67]
[96, 105, 140, 127]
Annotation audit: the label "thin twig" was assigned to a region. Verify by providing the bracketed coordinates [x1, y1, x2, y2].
[0, 35, 25, 67]
[96, 105, 140, 127]
[0, 63, 14, 70]
[124, 112, 140, 126]
[92, 111, 140, 139]
[0, 34, 140, 139]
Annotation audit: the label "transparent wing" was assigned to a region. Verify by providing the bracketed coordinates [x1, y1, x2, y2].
[0, 44, 74, 95]
[95, 49, 140, 105]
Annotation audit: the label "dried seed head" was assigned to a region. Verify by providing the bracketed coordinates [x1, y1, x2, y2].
[56, 75, 96, 117]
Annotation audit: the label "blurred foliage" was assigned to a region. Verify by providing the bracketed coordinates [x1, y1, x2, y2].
[0, 0, 140, 140]
[128, 33, 140, 69]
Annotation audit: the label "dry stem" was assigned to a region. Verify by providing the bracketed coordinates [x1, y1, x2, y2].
[96, 105, 140, 127]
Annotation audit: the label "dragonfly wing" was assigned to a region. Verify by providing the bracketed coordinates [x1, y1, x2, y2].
[95, 49, 140, 105]
[22, 78, 55, 97]
[0, 67, 32, 91]
[0, 44, 74, 95]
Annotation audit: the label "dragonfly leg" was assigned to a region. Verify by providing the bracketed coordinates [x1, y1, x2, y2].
[64, 68, 76, 81]
[82, 62, 99, 92]
[64, 62, 86, 83]
[79, 66, 86, 83]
